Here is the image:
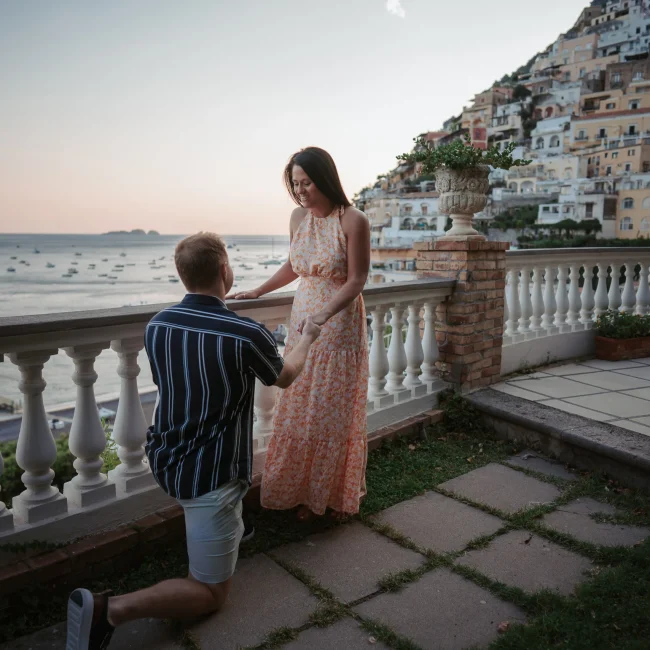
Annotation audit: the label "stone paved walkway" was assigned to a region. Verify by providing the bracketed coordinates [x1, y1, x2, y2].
[492, 357, 650, 436]
[6, 452, 649, 650]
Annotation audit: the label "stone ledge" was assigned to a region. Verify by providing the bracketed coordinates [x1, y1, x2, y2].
[0, 410, 443, 598]
[467, 389, 650, 491]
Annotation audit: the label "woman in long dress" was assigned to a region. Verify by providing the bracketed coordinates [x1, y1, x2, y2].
[230, 147, 370, 520]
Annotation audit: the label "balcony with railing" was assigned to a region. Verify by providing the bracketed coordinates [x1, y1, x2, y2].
[0, 280, 454, 542]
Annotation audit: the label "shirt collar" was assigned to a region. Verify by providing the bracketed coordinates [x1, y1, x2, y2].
[181, 293, 228, 309]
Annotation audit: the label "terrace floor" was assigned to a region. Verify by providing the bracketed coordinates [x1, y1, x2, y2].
[5, 444, 650, 650]
[492, 357, 650, 438]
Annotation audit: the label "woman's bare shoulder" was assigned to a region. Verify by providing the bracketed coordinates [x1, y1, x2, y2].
[341, 206, 369, 232]
[290, 207, 308, 224]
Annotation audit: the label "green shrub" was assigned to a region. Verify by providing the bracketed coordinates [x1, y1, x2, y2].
[595, 310, 650, 340]
[0, 422, 120, 507]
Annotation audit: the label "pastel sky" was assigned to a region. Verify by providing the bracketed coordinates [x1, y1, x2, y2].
[1, 0, 587, 235]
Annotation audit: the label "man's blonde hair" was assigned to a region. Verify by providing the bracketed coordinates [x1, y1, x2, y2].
[174, 232, 228, 291]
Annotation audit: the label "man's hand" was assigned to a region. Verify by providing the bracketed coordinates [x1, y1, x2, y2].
[301, 316, 321, 342]
[297, 312, 328, 334]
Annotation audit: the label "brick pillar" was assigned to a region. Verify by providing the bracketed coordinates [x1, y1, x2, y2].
[415, 240, 509, 393]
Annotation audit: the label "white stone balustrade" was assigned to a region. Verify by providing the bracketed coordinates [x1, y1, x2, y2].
[502, 248, 650, 375]
[0, 280, 454, 542]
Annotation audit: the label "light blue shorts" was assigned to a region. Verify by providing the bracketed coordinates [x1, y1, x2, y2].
[177, 479, 248, 584]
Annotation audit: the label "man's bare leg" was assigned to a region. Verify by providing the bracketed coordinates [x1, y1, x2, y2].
[108, 574, 232, 625]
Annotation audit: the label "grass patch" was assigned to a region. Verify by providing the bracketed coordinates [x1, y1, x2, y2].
[489, 541, 650, 650]
[357, 617, 424, 650]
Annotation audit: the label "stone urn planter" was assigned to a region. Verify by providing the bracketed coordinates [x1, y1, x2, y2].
[436, 165, 491, 240]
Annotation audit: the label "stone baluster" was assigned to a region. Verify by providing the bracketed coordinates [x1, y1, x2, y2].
[63, 344, 116, 507]
[107, 338, 155, 492]
[567, 264, 583, 329]
[636, 263, 650, 315]
[594, 263, 610, 317]
[608, 262, 622, 312]
[530, 266, 544, 333]
[8, 351, 67, 523]
[386, 305, 407, 394]
[253, 379, 277, 450]
[542, 266, 558, 333]
[0, 446, 13, 532]
[580, 264, 596, 326]
[368, 306, 389, 400]
[621, 262, 637, 313]
[505, 268, 521, 338]
[518, 266, 532, 335]
[554, 265, 570, 332]
[420, 300, 440, 383]
[503, 281, 509, 337]
[404, 302, 425, 392]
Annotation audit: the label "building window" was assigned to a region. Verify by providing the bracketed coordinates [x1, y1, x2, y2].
[620, 217, 634, 230]
[421, 204, 428, 216]
[643, 197, 650, 209]
[598, 128, 607, 138]
[606, 166, 613, 175]
[535, 137, 545, 149]
[612, 72, 622, 85]
[576, 130, 587, 141]
[550, 135, 560, 148]
[629, 149, 637, 155]
[630, 100, 640, 109]
[586, 203, 594, 218]
[625, 163, 632, 172]
[564, 72, 571, 81]
[606, 102, 616, 109]
[634, 71, 645, 81]
[623, 197, 635, 209]
[404, 205, 412, 215]
[613, 152, 619, 158]
[642, 218, 650, 232]
[627, 125, 638, 135]
[580, 68, 586, 78]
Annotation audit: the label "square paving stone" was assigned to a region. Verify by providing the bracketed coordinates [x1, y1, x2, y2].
[566, 392, 650, 418]
[505, 451, 577, 481]
[283, 617, 390, 649]
[189, 554, 318, 648]
[354, 568, 526, 650]
[439, 463, 561, 514]
[503, 376, 605, 398]
[542, 498, 650, 547]
[374, 491, 504, 553]
[270, 521, 425, 603]
[0, 620, 182, 650]
[455, 530, 592, 596]
[569, 371, 650, 391]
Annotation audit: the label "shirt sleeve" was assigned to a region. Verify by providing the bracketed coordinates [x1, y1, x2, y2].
[246, 323, 285, 386]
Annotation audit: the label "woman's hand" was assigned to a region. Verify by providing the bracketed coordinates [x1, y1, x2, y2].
[226, 288, 262, 300]
[297, 311, 329, 333]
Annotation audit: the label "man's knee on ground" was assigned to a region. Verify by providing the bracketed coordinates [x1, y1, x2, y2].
[192, 575, 232, 611]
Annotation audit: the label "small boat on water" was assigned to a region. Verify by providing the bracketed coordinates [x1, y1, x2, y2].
[159, 256, 165, 260]
[126, 263, 135, 266]
[258, 259, 282, 266]
[75, 252, 82, 256]
[153, 276, 161, 280]
[102, 258, 108, 262]
[120, 252, 127, 257]
[10, 256, 17, 260]
[108, 275, 118, 280]
[114, 264, 125, 268]
[68, 268, 78, 274]
[46, 262, 55, 268]
[71, 262, 78, 265]
[24, 262, 31, 266]
[62, 274, 72, 278]
[169, 278, 179, 283]
[7, 267, 15, 272]
[98, 273, 108, 277]
[19, 260, 27, 265]
[34, 248, 40, 254]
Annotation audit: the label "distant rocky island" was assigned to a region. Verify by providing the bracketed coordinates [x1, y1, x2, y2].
[102, 229, 160, 236]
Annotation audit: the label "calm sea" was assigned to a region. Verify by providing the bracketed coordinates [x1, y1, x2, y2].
[0, 233, 291, 407]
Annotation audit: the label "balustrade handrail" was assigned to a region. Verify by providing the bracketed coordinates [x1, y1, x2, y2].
[506, 247, 650, 267]
[0, 279, 456, 351]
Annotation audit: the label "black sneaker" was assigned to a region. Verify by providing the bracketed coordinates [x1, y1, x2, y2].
[66, 588, 115, 650]
[241, 513, 255, 543]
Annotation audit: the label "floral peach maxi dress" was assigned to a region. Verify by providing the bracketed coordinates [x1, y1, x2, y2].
[261, 207, 369, 515]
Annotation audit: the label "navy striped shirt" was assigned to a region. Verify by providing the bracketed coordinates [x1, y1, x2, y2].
[144, 293, 284, 500]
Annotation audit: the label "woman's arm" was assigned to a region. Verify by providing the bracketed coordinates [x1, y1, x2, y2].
[228, 208, 304, 300]
[297, 208, 370, 332]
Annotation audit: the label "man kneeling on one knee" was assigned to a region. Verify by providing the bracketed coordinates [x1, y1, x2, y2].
[66, 232, 320, 650]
